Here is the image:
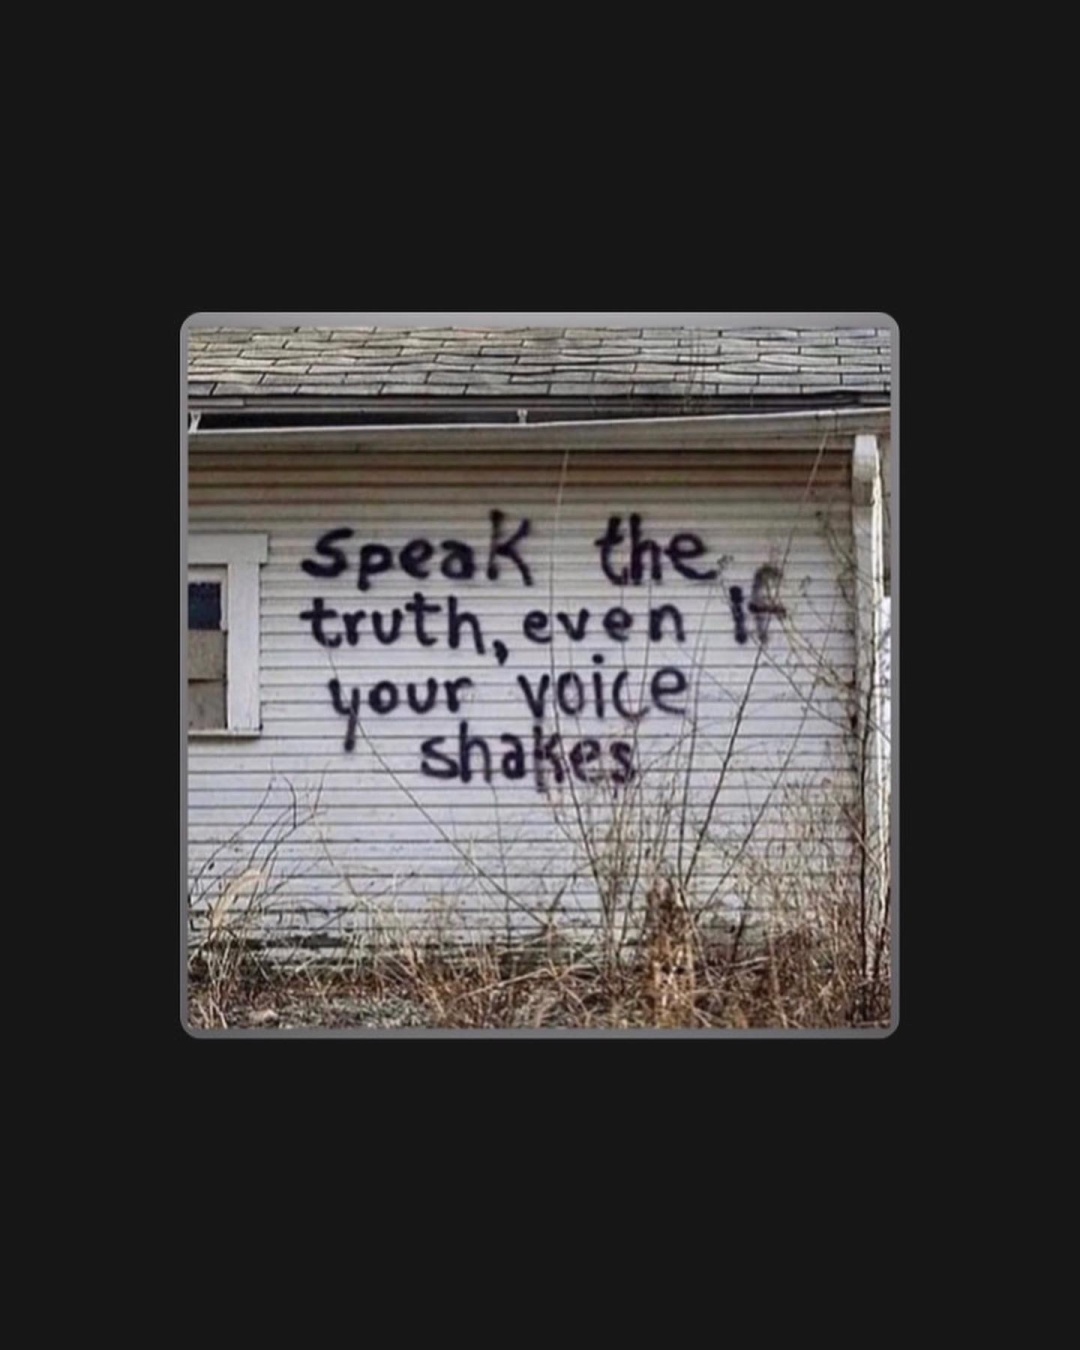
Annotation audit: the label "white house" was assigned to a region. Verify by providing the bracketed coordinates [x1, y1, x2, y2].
[185, 321, 893, 962]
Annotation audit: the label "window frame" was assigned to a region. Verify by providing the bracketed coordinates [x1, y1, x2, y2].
[188, 566, 228, 632]
[188, 533, 267, 737]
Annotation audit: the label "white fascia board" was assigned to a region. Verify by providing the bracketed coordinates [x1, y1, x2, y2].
[188, 406, 892, 454]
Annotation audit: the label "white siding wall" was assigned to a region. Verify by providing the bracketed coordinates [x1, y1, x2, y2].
[188, 443, 862, 950]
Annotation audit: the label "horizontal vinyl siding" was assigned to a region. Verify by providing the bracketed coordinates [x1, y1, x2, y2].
[187, 444, 860, 947]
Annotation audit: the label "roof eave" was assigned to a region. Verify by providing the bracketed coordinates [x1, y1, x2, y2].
[187, 403, 892, 453]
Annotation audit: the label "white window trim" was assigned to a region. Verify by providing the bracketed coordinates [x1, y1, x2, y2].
[188, 533, 268, 736]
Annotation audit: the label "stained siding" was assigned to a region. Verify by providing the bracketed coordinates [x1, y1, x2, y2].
[188, 444, 862, 948]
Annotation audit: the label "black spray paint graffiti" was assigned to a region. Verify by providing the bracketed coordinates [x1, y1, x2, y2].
[300, 513, 785, 786]
[302, 511, 534, 590]
[328, 676, 475, 752]
[728, 565, 787, 646]
[594, 515, 719, 586]
[522, 605, 686, 645]
[301, 593, 504, 660]
[419, 725, 637, 791]
[302, 597, 689, 658]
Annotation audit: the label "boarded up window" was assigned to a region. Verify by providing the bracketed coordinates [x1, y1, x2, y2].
[188, 576, 226, 729]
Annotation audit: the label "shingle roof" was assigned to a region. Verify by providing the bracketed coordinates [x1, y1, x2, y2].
[188, 326, 891, 412]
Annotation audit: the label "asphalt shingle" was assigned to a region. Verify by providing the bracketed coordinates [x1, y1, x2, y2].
[188, 325, 891, 407]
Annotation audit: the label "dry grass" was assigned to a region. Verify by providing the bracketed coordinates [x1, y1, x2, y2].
[187, 875, 891, 1031]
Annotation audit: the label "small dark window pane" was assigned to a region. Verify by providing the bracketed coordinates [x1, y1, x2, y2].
[189, 582, 222, 630]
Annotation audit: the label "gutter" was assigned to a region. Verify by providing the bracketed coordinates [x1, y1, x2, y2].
[188, 404, 892, 453]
